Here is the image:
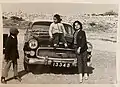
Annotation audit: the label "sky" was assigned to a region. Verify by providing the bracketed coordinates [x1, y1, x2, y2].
[1, 3, 118, 15]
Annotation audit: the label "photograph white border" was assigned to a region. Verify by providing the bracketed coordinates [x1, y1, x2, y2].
[0, 0, 119, 87]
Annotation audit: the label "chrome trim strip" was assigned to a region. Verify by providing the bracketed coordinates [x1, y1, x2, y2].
[47, 57, 76, 61]
[36, 47, 77, 61]
[36, 47, 74, 51]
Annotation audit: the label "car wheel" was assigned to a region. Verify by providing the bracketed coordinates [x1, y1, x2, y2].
[24, 61, 30, 72]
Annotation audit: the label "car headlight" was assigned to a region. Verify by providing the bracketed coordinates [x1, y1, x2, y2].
[29, 39, 38, 49]
[30, 51, 35, 56]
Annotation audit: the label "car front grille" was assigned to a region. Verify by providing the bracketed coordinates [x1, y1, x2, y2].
[36, 47, 76, 58]
[32, 32, 49, 38]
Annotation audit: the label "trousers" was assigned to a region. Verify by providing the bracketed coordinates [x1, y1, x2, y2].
[2, 60, 18, 78]
[77, 50, 88, 73]
[53, 33, 67, 45]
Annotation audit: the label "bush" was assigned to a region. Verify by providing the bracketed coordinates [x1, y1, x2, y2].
[104, 10, 118, 16]
[10, 16, 25, 21]
[89, 22, 96, 27]
[2, 16, 8, 19]
[11, 16, 20, 20]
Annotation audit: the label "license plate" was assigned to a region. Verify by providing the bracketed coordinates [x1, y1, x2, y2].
[52, 62, 71, 67]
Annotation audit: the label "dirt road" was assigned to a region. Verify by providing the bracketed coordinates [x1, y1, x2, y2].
[2, 29, 116, 84]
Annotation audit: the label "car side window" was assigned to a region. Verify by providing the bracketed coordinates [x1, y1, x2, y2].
[64, 24, 72, 35]
[67, 26, 72, 35]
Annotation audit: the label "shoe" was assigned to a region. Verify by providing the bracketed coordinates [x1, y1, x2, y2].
[54, 44, 57, 47]
[1, 77, 7, 84]
[64, 43, 68, 48]
[84, 73, 88, 80]
[79, 78, 83, 83]
[14, 76, 22, 82]
[54, 44, 57, 48]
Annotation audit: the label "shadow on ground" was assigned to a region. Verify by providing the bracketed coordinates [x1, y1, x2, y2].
[5, 70, 28, 82]
[5, 65, 94, 82]
[29, 65, 95, 75]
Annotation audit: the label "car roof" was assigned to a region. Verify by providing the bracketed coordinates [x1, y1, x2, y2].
[31, 19, 72, 26]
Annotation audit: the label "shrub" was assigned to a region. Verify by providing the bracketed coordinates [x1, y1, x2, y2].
[2, 16, 8, 19]
[89, 22, 96, 27]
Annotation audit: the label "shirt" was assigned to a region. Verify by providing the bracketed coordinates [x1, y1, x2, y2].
[49, 22, 67, 38]
[76, 30, 88, 53]
[74, 30, 80, 45]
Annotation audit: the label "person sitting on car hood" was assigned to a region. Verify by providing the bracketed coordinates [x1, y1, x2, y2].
[49, 14, 68, 48]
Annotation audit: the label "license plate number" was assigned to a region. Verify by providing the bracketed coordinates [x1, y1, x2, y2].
[52, 62, 71, 67]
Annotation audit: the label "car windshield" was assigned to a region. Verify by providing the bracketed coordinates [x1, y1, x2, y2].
[31, 21, 73, 35]
[31, 22, 51, 32]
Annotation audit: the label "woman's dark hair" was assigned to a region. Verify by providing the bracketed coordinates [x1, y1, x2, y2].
[53, 14, 62, 23]
[73, 21, 83, 30]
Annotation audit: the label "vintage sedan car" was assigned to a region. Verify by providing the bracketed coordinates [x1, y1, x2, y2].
[23, 20, 93, 71]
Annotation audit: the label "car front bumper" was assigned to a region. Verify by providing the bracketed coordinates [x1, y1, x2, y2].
[24, 56, 77, 67]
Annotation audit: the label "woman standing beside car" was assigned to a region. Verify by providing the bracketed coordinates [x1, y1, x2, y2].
[73, 21, 88, 83]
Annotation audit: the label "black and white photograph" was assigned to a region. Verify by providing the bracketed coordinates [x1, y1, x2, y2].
[1, 3, 118, 84]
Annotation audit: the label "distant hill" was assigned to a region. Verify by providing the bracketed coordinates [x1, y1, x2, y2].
[2, 12, 118, 33]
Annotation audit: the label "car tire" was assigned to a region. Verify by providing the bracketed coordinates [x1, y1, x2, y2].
[24, 61, 30, 72]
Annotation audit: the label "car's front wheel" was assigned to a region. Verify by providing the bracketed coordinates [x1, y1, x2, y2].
[24, 61, 30, 72]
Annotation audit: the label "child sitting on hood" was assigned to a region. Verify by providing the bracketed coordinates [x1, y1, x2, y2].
[49, 14, 68, 48]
